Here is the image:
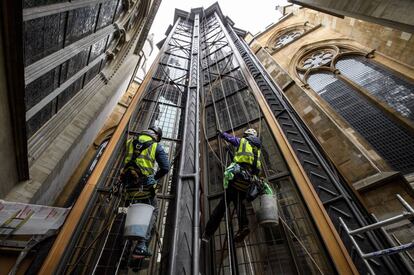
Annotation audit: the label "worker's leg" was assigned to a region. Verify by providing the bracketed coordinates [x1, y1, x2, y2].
[237, 190, 248, 229]
[133, 197, 157, 258]
[234, 189, 250, 243]
[204, 188, 236, 239]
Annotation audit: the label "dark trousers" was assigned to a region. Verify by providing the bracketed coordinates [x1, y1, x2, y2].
[204, 184, 248, 237]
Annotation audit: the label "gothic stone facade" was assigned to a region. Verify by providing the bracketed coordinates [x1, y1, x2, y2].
[247, 4, 414, 258]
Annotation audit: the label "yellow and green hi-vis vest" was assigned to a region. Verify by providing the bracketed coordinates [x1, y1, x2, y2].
[233, 138, 261, 171]
[124, 134, 158, 177]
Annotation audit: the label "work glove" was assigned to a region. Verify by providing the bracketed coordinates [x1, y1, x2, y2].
[144, 175, 157, 186]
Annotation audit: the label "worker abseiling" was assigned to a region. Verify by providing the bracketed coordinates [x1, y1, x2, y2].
[120, 125, 170, 260]
[203, 128, 271, 244]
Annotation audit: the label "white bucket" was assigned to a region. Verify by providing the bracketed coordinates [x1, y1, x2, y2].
[252, 194, 279, 225]
[124, 203, 154, 239]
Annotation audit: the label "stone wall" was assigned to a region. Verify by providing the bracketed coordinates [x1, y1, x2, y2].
[250, 7, 414, 189]
[288, 0, 414, 33]
[248, 8, 414, 261]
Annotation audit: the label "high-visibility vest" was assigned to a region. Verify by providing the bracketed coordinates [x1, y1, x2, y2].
[124, 134, 158, 177]
[233, 138, 261, 171]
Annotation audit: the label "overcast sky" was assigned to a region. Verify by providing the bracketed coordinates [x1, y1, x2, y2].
[146, 0, 289, 63]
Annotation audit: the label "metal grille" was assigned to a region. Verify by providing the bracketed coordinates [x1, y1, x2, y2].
[308, 72, 414, 173]
[336, 56, 414, 121]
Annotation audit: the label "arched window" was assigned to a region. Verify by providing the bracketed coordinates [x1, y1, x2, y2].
[298, 46, 414, 174]
[268, 24, 311, 52]
[274, 30, 304, 49]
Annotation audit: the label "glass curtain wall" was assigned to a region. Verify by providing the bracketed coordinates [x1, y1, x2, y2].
[127, 18, 193, 274]
[200, 13, 334, 275]
[61, 17, 193, 274]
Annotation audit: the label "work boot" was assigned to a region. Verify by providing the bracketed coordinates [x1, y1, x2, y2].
[234, 227, 250, 243]
[131, 243, 152, 259]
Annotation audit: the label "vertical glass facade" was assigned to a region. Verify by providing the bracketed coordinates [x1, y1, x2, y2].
[130, 20, 193, 273]
[200, 13, 333, 274]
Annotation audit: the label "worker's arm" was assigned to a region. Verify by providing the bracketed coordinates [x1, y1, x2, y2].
[219, 131, 240, 147]
[154, 144, 170, 180]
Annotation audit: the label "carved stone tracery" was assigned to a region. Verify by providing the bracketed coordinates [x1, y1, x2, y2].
[267, 23, 312, 51]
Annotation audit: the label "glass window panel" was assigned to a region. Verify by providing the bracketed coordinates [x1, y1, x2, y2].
[336, 56, 414, 121]
[65, 5, 100, 46]
[89, 37, 107, 63]
[206, 54, 239, 75]
[206, 139, 224, 194]
[174, 33, 192, 41]
[274, 177, 333, 274]
[161, 54, 189, 69]
[206, 105, 217, 138]
[26, 99, 56, 138]
[57, 77, 84, 111]
[335, 56, 414, 121]
[206, 27, 224, 42]
[204, 70, 246, 94]
[308, 72, 414, 173]
[213, 94, 247, 132]
[145, 80, 184, 105]
[150, 102, 182, 140]
[132, 100, 154, 131]
[166, 44, 190, 59]
[60, 48, 89, 84]
[25, 66, 60, 110]
[203, 45, 232, 62]
[254, 121, 288, 177]
[84, 61, 102, 84]
[113, 0, 124, 22]
[95, 0, 117, 30]
[154, 64, 187, 85]
[240, 90, 260, 121]
[23, 12, 66, 66]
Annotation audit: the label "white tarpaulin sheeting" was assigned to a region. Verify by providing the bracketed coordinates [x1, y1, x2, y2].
[0, 200, 70, 235]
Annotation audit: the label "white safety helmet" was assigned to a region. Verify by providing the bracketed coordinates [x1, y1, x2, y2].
[244, 128, 257, 137]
